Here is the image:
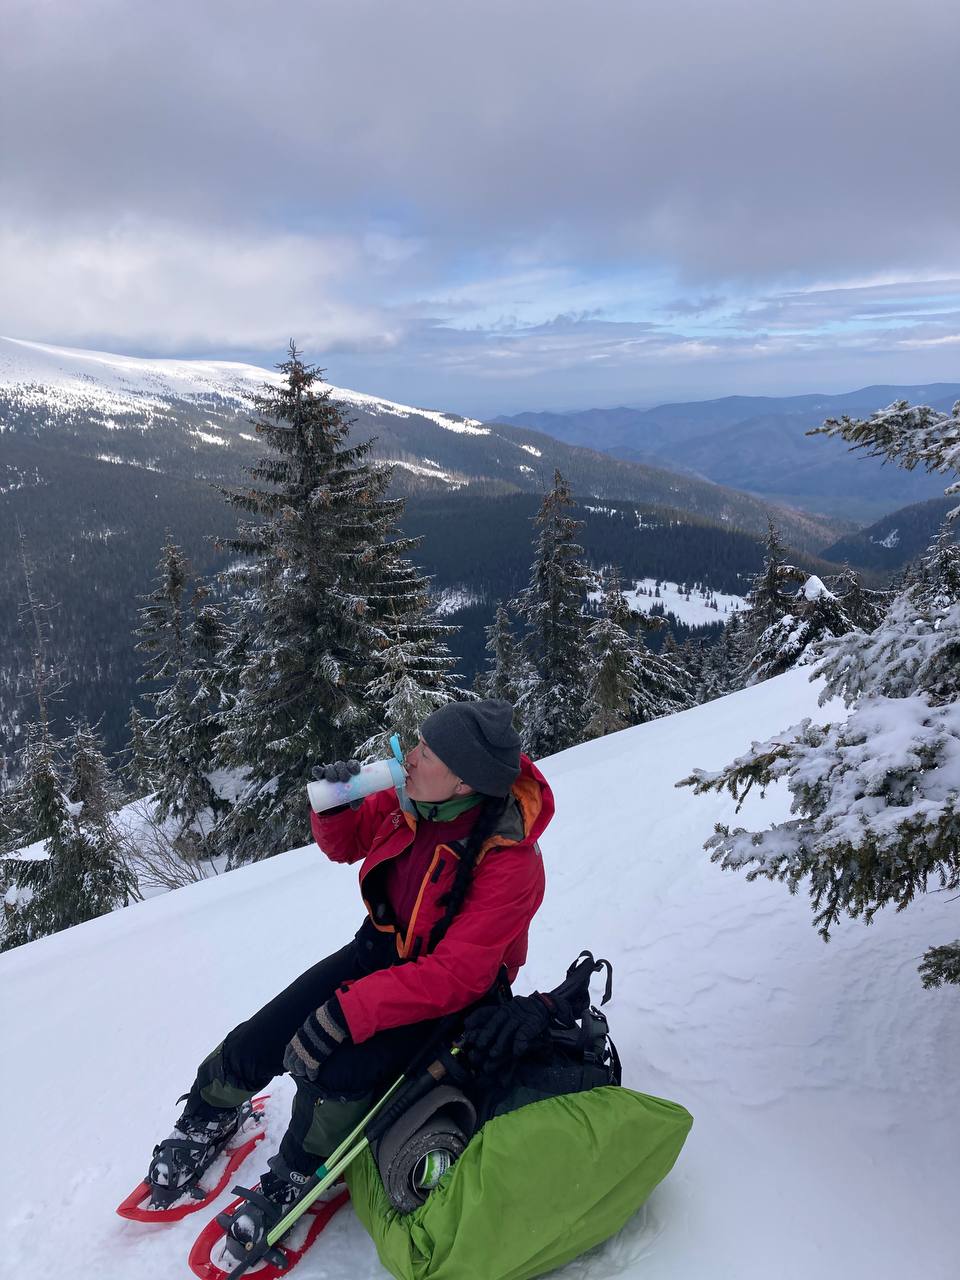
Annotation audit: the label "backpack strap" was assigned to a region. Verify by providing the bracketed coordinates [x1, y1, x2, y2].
[547, 951, 614, 1016]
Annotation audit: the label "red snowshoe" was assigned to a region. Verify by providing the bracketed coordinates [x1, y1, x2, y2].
[187, 1183, 349, 1279]
[117, 1096, 269, 1223]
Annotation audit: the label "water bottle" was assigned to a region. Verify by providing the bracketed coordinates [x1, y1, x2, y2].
[307, 734, 407, 814]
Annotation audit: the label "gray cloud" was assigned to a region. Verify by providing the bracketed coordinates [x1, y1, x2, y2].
[322, 311, 960, 417]
[2, 0, 958, 413]
[3, 0, 958, 282]
[659, 296, 727, 317]
[730, 278, 960, 330]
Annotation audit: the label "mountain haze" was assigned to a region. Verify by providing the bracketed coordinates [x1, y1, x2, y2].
[500, 384, 960, 522]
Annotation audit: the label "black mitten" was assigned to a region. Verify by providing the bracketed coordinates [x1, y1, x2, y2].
[460, 993, 561, 1075]
[311, 760, 363, 813]
[313, 760, 361, 784]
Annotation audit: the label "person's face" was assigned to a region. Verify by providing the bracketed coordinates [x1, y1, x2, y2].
[404, 736, 473, 804]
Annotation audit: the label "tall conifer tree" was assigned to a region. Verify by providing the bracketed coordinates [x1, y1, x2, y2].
[215, 344, 435, 861]
[630, 617, 695, 722]
[135, 540, 228, 857]
[585, 571, 641, 738]
[747, 575, 854, 684]
[358, 558, 463, 759]
[1, 723, 133, 950]
[742, 521, 806, 684]
[516, 471, 594, 757]
[476, 602, 526, 707]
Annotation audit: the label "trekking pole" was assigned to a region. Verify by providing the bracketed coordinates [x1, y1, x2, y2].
[223, 1073, 407, 1279]
[229, 1045, 466, 1276]
[269, 1076, 403, 1242]
[275, 1040, 466, 1232]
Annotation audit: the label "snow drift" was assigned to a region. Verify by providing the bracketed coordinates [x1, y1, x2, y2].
[1, 668, 956, 1280]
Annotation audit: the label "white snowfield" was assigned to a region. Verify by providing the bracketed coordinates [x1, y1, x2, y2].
[0, 336, 486, 434]
[1, 668, 956, 1280]
[589, 578, 748, 627]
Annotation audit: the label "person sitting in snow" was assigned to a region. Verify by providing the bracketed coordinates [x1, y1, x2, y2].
[147, 699, 554, 1253]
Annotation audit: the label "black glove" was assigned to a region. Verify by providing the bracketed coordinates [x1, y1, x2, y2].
[460, 993, 562, 1075]
[283, 995, 351, 1083]
[312, 760, 361, 784]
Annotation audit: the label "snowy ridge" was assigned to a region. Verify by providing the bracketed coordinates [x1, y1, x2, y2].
[0, 336, 487, 434]
[0, 669, 956, 1280]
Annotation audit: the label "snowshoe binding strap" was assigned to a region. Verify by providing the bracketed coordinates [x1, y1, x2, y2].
[215, 1185, 299, 1275]
[148, 1138, 219, 1209]
[146, 1100, 257, 1211]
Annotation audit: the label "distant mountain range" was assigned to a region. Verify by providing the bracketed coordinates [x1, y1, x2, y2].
[0, 337, 845, 551]
[497, 384, 960, 522]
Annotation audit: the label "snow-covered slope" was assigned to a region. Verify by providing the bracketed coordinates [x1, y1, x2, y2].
[589, 578, 747, 627]
[0, 336, 487, 434]
[1, 669, 956, 1280]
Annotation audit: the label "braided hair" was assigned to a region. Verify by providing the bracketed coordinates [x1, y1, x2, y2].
[427, 792, 510, 952]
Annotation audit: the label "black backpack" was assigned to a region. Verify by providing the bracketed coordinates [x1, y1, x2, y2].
[474, 952, 621, 1124]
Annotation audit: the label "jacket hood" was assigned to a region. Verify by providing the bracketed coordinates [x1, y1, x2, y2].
[486, 753, 554, 851]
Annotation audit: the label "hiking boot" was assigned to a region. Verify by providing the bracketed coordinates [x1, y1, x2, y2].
[217, 1154, 312, 1264]
[147, 1099, 246, 1209]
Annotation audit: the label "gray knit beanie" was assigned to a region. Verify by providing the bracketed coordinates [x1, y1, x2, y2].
[420, 700, 521, 797]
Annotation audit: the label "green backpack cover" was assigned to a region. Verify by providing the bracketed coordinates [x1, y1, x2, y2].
[346, 1084, 693, 1280]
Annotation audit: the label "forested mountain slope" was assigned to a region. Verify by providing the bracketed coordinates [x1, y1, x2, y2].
[0, 339, 851, 756]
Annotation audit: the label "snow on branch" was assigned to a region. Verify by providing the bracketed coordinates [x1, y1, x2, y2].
[678, 694, 960, 939]
[681, 403, 960, 984]
[812, 399, 960, 516]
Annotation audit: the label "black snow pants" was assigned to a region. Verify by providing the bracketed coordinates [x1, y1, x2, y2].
[185, 919, 446, 1174]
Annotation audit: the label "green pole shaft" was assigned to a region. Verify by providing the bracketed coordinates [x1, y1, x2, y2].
[268, 1136, 372, 1244]
[266, 1071, 405, 1245]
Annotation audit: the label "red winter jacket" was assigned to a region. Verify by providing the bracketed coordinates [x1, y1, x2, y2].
[310, 754, 553, 1044]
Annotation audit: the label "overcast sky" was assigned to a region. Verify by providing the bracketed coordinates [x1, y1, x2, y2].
[1, 0, 958, 416]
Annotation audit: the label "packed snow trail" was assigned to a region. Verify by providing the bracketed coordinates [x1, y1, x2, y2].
[1, 668, 956, 1280]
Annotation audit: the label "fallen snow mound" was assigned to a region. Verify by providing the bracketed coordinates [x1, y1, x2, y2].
[1, 669, 956, 1280]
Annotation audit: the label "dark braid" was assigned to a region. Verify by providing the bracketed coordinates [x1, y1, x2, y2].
[427, 793, 510, 951]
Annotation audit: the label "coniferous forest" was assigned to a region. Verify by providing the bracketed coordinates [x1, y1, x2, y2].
[2, 358, 958, 989]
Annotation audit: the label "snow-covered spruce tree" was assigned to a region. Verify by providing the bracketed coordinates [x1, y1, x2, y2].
[812, 398, 960, 513]
[357, 558, 464, 760]
[631, 612, 696, 723]
[693, 610, 750, 702]
[137, 534, 190, 683]
[747, 521, 804, 632]
[1, 728, 62, 949]
[1, 723, 133, 950]
[67, 719, 121, 825]
[476, 602, 527, 707]
[134, 539, 228, 857]
[741, 521, 807, 683]
[747, 573, 855, 683]
[122, 705, 158, 797]
[680, 401, 960, 986]
[584, 571, 642, 738]
[214, 344, 430, 862]
[0, 760, 25, 856]
[515, 471, 595, 758]
[830, 567, 890, 633]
